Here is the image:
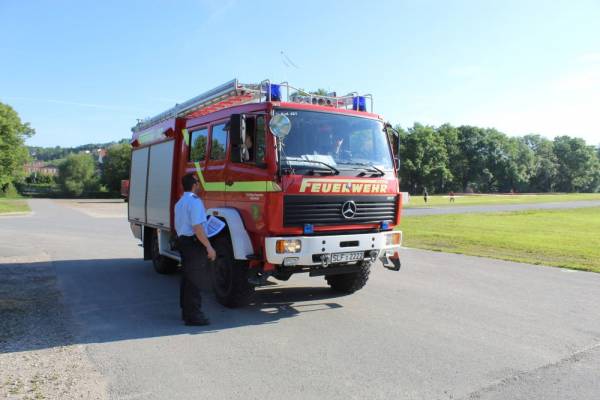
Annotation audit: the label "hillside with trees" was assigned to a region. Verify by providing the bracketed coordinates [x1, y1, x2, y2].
[3, 100, 599, 198]
[395, 123, 600, 194]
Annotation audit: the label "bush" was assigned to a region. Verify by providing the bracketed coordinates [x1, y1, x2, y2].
[102, 143, 131, 191]
[25, 172, 55, 184]
[57, 153, 98, 197]
[0, 182, 19, 198]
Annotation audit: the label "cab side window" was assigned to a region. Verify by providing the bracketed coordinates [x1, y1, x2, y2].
[210, 123, 228, 160]
[189, 128, 208, 161]
[240, 115, 265, 165]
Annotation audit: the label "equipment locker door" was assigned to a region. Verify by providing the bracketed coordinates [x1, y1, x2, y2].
[128, 147, 149, 223]
[146, 140, 175, 228]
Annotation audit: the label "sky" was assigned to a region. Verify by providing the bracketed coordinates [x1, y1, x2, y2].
[1, 0, 599, 147]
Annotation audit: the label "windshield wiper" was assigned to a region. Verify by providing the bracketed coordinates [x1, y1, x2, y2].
[337, 162, 385, 177]
[282, 158, 340, 175]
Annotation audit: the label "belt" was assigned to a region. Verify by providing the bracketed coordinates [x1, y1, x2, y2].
[178, 235, 197, 242]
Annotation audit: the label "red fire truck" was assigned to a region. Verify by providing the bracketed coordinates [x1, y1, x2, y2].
[128, 79, 403, 307]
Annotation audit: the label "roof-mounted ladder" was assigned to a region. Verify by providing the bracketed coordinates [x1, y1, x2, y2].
[132, 79, 373, 133]
[132, 79, 266, 132]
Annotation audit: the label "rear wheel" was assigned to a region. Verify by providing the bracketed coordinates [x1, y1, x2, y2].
[211, 234, 254, 308]
[325, 263, 370, 293]
[151, 231, 178, 274]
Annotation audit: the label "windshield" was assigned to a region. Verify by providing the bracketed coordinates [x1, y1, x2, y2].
[275, 109, 394, 171]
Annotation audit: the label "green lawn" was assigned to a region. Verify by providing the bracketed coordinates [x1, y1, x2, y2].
[400, 207, 600, 273]
[404, 193, 600, 208]
[0, 199, 30, 214]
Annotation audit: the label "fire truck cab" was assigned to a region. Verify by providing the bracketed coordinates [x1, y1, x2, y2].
[128, 79, 403, 307]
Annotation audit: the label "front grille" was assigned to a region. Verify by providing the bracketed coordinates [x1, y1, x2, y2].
[284, 195, 397, 226]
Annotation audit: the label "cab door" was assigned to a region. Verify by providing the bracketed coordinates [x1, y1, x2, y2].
[202, 121, 229, 208]
[187, 124, 225, 209]
[225, 114, 271, 232]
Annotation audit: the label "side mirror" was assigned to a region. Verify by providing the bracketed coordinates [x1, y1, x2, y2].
[230, 114, 246, 163]
[384, 122, 400, 159]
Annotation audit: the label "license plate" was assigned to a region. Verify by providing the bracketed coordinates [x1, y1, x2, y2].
[331, 251, 364, 263]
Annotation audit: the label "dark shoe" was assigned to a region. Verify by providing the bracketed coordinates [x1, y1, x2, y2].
[184, 318, 210, 326]
[184, 314, 210, 326]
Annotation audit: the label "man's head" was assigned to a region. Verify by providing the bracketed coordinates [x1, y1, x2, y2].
[182, 173, 199, 193]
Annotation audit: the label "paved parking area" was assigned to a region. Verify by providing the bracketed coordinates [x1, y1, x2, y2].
[1, 199, 599, 400]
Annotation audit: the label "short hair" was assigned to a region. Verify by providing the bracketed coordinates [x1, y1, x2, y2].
[182, 173, 198, 191]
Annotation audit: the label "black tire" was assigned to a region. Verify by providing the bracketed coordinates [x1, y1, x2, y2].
[211, 234, 254, 308]
[151, 231, 178, 274]
[325, 263, 370, 293]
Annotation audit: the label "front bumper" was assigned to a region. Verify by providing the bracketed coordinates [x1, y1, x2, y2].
[265, 231, 402, 269]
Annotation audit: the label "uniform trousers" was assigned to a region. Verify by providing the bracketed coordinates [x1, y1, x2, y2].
[178, 236, 207, 320]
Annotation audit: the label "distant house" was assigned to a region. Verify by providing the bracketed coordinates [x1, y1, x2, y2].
[24, 161, 59, 176]
[97, 148, 107, 164]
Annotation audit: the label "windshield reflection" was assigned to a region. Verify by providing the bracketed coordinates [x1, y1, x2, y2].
[275, 109, 393, 170]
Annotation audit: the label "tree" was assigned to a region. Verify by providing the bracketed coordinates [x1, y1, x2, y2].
[0, 102, 35, 192]
[553, 136, 599, 192]
[400, 123, 452, 193]
[455, 126, 488, 191]
[523, 135, 558, 192]
[437, 123, 461, 191]
[102, 143, 131, 191]
[58, 153, 98, 196]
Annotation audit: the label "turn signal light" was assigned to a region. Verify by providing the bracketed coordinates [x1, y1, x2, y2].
[276, 239, 302, 254]
[386, 232, 402, 246]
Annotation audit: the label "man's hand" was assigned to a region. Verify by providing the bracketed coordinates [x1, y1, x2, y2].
[206, 245, 217, 261]
[193, 224, 217, 261]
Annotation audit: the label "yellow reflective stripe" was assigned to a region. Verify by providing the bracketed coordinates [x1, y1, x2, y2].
[193, 162, 281, 192]
[182, 129, 190, 146]
[194, 162, 225, 191]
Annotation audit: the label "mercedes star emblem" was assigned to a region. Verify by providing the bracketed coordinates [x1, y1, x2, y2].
[341, 200, 357, 219]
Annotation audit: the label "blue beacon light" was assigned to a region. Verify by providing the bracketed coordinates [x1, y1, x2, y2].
[303, 223, 314, 234]
[352, 96, 367, 111]
[269, 84, 282, 101]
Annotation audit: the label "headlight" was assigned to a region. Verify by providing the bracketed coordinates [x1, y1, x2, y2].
[386, 232, 402, 246]
[276, 239, 302, 253]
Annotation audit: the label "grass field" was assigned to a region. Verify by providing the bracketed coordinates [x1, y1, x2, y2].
[400, 207, 600, 273]
[0, 199, 30, 214]
[403, 193, 600, 208]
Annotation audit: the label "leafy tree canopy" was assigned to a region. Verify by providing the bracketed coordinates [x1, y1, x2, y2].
[102, 143, 131, 191]
[0, 102, 35, 192]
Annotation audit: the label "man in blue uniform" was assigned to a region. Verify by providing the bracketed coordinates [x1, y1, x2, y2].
[175, 173, 216, 326]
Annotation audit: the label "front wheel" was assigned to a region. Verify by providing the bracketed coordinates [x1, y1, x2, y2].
[325, 263, 370, 293]
[151, 231, 178, 274]
[211, 234, 254, 308]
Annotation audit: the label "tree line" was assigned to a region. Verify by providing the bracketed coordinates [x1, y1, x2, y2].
[28, 139, 129, 162]
[395, 123, 600, 194]
[3, 101, 599, 197]
[1, 101, 131, 197]
[54, 144, 131, 196]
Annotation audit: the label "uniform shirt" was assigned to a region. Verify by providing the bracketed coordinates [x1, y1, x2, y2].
[174, 192, 207, 237]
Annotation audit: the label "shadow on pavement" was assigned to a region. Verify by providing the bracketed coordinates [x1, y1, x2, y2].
[0, 258, 344, 354]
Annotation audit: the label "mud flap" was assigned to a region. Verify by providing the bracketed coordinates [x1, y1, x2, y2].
[380, 252, 401, 271]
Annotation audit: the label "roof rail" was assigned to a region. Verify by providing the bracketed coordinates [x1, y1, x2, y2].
[132, 79, 373, 132]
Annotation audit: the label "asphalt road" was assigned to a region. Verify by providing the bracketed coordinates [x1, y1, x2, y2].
[403, 199, 600, 216]
[1, 199, 600, 400]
